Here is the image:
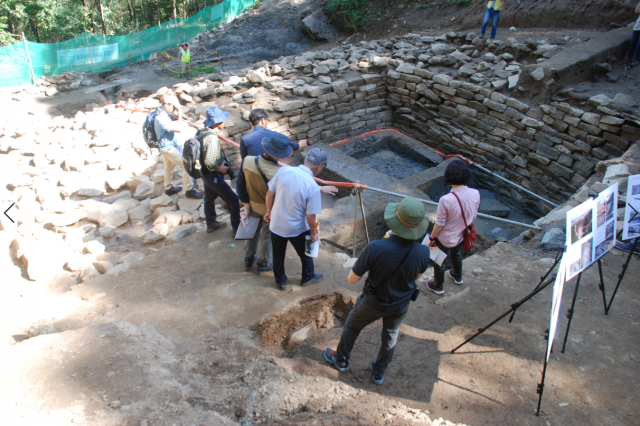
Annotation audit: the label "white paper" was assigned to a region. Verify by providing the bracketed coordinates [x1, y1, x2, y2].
[623, 174, 640, 241]
[564, 183, 618, 280]
[305, 238, 320, 258]
[422, 234, 448, 266]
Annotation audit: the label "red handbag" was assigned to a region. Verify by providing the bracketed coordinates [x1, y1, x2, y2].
[452, 192, 476, 251]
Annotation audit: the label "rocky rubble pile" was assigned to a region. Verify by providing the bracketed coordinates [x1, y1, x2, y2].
[0, 91, 228, 283]
[9, 72, 100, 100]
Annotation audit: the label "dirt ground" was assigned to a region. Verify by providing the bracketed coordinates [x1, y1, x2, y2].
[2, 206, 639, 425]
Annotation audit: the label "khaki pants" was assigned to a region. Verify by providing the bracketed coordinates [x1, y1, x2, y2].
[181, 62, 191, 77]
[161, 147, 193, 191]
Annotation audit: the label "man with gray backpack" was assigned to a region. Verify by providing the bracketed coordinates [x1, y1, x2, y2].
[195, 107, 241, 235]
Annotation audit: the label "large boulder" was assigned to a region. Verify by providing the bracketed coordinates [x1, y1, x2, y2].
[302, 9, 340, 41]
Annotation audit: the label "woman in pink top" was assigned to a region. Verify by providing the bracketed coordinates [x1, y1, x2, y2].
[427, 160, 480, 295]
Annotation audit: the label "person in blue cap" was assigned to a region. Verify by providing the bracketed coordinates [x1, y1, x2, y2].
[196, 107, 241, 235]
[154, 94, 203, 199]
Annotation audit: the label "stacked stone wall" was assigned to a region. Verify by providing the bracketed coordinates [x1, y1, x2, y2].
[382, 64, 639, 204]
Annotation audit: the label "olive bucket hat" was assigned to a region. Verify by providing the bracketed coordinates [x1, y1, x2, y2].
[384, 197, 430, 240]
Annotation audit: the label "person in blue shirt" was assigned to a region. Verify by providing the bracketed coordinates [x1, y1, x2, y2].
[154, 94, 203, 199]
[240, 109, 308, 159]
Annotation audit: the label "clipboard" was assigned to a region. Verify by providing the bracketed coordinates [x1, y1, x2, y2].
[234, 216, 261, 240]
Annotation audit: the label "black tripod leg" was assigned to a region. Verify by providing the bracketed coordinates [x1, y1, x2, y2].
[451, 276, 556, 353]
[606, 237, 639, 315]
[597, 259, 607, 314]
[561, 273, 582, 353]
[536, 356, 549, 416]
[509, 250, 563, 324]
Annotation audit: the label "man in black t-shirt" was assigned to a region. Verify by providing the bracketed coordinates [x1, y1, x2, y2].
[324, 197, 431, 385]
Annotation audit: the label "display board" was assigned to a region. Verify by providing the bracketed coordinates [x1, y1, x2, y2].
[622, 174, 640, 241]
[565, 183, 618, 280]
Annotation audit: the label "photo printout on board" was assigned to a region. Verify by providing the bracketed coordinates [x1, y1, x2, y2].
[566, 199, 595, 280]
[623, 174, 640, 241]
[593, 183, 618, 261]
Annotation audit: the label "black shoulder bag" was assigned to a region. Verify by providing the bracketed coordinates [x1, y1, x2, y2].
[363, 242, 420, 302]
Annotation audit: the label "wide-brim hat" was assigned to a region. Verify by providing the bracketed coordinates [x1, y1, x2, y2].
[203, 106, 230, 127]
[261, 133, 292, 159]
[384, 197, 429, 240]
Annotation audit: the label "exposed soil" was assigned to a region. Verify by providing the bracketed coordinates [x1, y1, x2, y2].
[343, 0, 639, 40]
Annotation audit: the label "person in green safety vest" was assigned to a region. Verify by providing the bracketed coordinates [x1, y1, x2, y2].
[179, 43, 191, 79]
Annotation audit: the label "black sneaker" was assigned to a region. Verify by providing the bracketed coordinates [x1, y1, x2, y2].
[370, 360, 384, 385]
[256, 261, 273, 275]
[301, 273, 323, 286]
[277, 279, 287, 291]
[427, 281, 444, 295]
[185, 189, 204, 199]
[207, 220, 227, 233]
[245, 254, 256, 271]
[165, 186, 182, 196]
[324, 348, 349, 372]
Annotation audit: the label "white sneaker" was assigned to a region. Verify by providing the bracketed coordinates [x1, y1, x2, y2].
[448, 270, 463, 285]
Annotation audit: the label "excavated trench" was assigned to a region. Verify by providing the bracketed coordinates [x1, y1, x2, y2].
[254, 292, 356, 352]
[319, 130, 546, 248]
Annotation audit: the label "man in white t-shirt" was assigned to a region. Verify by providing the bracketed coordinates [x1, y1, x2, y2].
[623, 3, 640, 67]
[264, 149, 326, 291]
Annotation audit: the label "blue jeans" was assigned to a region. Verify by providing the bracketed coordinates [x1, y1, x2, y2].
[481, 8, 501, 39]
[201, 171, 240, 230]
[628, 30, 640, 61]
[336, 294, 409, 375]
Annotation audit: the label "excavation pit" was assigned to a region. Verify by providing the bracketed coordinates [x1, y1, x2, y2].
[255, 292, 356, 351]
[316, 130, 550, 250]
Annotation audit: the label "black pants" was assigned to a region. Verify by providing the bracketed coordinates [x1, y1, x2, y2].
[433, 238, 464, 289]
[201, 171, 240, 230]
[271, 229, 314, 284]
[336, 294, 408, 374]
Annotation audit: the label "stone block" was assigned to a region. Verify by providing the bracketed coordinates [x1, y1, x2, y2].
[134, 181, 154, 200]
[126, 175, 150, 192]
[150, 194, 175, 212]
[483, 98, 506, 113]
[581, 112, 600, 126]
[165, 224, 196, 245]
[536, 144, 561, 161]
[521, 117, 544, 129]
[505, 98, 529, 112]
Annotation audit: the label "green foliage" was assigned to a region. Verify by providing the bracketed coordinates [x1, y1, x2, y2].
[457, 0, 472, 5]
[0, 0, 227, 46]
[326, 0, 371, 27]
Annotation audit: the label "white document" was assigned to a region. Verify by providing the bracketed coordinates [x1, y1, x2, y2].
[422, 234, 447, 266]
[305, 237, 320, 258]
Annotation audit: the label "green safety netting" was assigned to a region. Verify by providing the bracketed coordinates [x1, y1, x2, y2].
[0, 0, 258, 88]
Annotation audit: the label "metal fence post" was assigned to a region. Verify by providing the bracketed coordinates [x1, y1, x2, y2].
[21, 32, 36, 85]
[136, 19, 144, 61]
[83, 25, 96, 73]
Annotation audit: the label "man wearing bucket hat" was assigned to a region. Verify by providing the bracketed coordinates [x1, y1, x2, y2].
[235, 133, 292, 274]
[155, 94, 203, 199]
[196, 106, 241, 234]
[324, 197, 431, 385]
[264, 148, 328, 290]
